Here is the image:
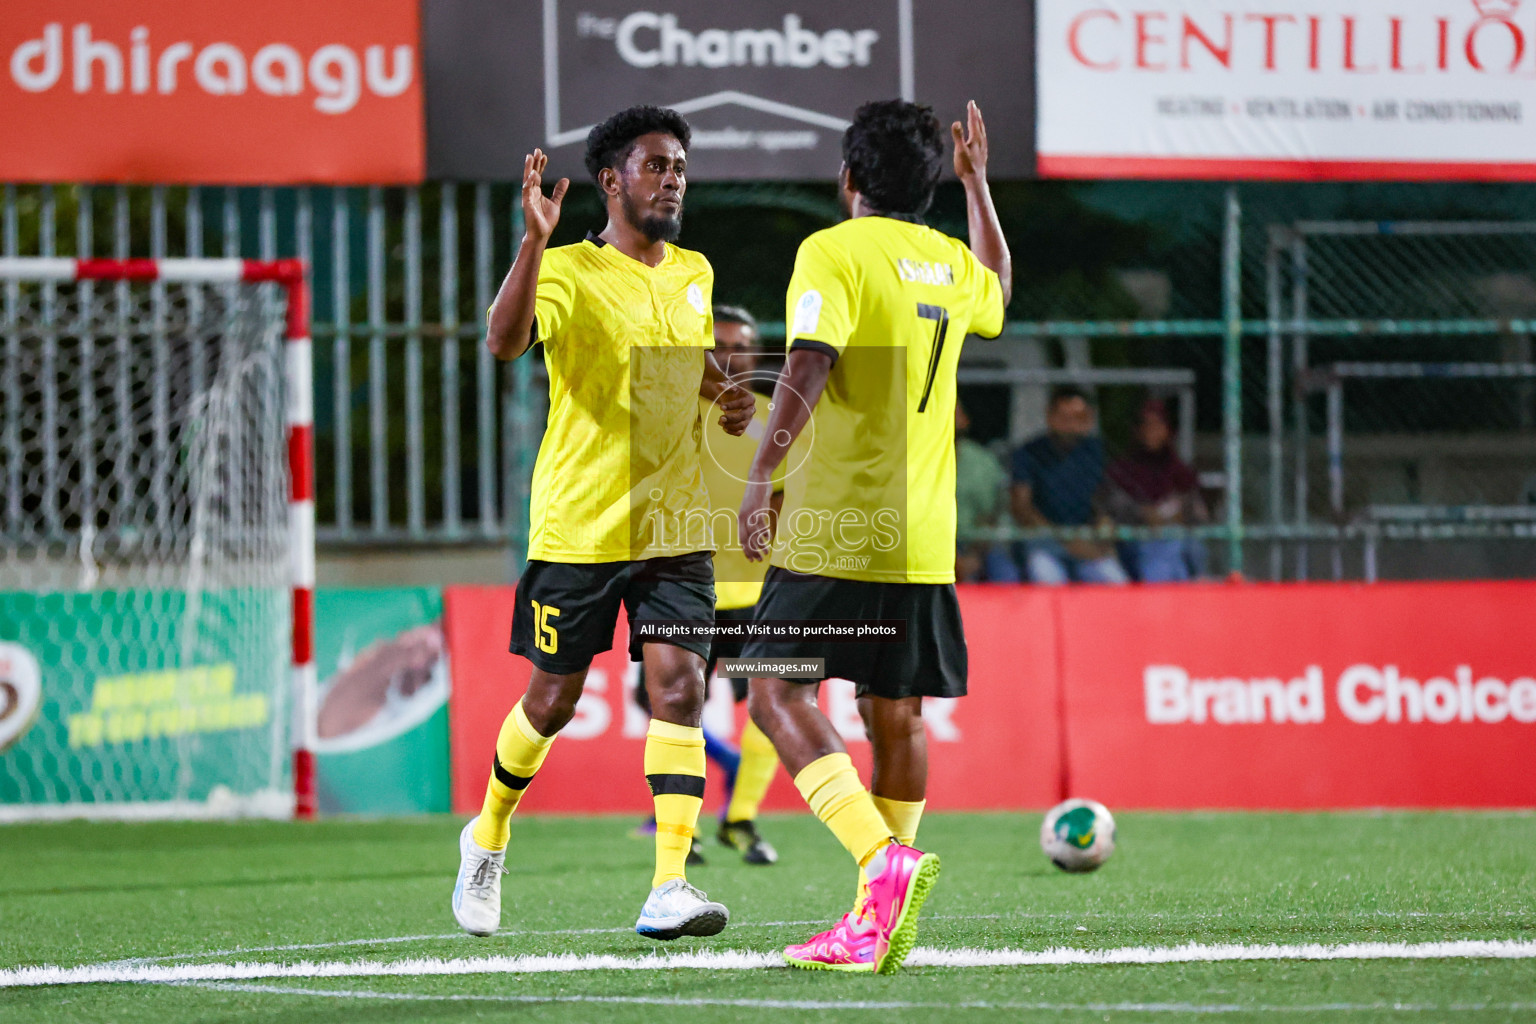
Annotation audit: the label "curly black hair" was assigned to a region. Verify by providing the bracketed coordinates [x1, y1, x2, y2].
[841, 100, 945, 216]
[584, 105, 691, 185]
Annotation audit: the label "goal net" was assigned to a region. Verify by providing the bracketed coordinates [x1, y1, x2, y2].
[0, 259, 314, 820]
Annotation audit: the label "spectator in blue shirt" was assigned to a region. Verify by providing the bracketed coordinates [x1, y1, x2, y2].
[1009, 386, 1128, 585]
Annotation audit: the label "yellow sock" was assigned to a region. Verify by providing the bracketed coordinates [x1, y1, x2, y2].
[473, 700, 555, 851]
[724, 719, 778, 823]
[794, 752, 894, 869]
[857, 796, 927, 906]
[645, 719, 706, 888]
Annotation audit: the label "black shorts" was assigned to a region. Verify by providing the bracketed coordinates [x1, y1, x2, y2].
[633, 603, 756, 713]
[739, 567, 967, 700]
[510, 552, 715, 674]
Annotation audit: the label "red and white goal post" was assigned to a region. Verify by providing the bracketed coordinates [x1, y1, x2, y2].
[0, 258, 317, 821]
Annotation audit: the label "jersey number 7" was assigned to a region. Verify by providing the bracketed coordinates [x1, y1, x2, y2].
[916, 303, 951, 413]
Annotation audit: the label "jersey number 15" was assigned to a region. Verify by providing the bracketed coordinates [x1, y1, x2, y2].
[530, 600, 561, 655]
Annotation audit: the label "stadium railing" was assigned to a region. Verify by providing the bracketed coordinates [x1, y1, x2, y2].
[4, 183, 1534, 581]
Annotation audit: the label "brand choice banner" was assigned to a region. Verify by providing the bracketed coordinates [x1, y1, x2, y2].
[1060, 582, 1536, 808]
[425, 0, 1033, 180]
[1, 0, 423, 184]
[1038, 0, 1536, 180]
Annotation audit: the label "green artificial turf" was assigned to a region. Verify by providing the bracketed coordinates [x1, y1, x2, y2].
[1, 811, 1533, 1023]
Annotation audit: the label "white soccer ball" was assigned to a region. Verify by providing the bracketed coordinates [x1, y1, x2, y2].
[1040, 798, 1116, 873]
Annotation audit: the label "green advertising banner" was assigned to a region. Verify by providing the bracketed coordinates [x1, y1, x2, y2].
[0, 588, 289, 816]
[313, 588, 450, 815]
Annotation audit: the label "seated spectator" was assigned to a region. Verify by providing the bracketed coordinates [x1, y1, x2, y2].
[1105, 399, 1209, 582]
[1010, 386, 1127, 585]
[955, 402, 1020, 583]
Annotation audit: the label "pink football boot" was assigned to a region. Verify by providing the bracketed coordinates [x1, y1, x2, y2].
[862, 843, 941, 974]
[782, 909, 878, 972]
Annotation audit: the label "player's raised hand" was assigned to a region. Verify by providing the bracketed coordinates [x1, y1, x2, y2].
[522, 149, 569, 242]
[715, 382, 756, 436]
[952, 100, 989, 183]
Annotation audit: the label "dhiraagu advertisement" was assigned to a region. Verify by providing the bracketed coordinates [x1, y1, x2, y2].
[314, 588, 450, 815]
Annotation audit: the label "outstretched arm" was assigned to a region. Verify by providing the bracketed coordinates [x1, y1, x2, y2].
[739, 348, 833, 561]
[953, 101, 1012, 307]
[486, 149, 569, 361]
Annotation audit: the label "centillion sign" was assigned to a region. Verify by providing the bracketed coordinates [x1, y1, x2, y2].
[1037, 0, 1536, 180]
[1064, 3, 1531, 75]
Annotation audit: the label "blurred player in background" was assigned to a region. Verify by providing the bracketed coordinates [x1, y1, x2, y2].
[738, 100, 1011, 973]
[633, 305, 786, 864]
[453, 105, 754, 942]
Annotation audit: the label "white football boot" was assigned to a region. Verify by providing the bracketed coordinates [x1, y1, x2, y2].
[634, 878, 729, 940]
[452, 818, 507, 936]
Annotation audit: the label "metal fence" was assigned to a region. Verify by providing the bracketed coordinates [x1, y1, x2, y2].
[1264, 221, 1536, 581]
[4, 182, 1534, 581]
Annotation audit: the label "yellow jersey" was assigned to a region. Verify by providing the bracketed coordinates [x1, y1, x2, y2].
[774, 215, 1005, 583]
[700, 396, 783, 610]
[525, 233, 716, 563]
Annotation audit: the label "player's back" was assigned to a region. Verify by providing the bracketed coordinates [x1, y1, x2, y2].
[779, 216, 1005, 583]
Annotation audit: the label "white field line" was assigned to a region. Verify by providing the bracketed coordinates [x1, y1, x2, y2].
[184, 982, 1536, 1014]
[6, 939, 1536, 989]
[906, 940, 1536, 967]
[107, 933, 466, 965]
[104, 933, 467, 967]
[97, 909, 1532, 968]
[99, 917, 901, 967]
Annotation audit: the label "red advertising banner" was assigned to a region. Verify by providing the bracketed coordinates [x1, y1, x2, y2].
[446, 582, 1536, 815]
[1059, 582, 1536, 808]
[1, 0, 423, 184]
[444, 585, 1062, 816]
